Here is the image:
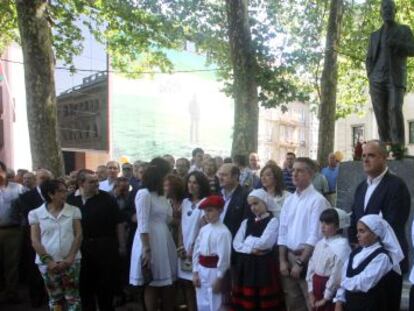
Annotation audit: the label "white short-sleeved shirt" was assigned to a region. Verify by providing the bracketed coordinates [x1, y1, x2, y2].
[28, 203, 82, 264]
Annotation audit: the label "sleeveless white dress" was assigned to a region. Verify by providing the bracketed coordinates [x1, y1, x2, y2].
[129, 189, 177, 286]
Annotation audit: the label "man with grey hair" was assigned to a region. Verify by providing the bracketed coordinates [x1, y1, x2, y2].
[366, 0, 414, 144]
[22, 172, 36, 193]
[99, 161, 120, 192]
[349, 140, 410, 310]
[17, 168, 53, 306]
[0, 161, 23, 304]
[278, 157, 331, 311]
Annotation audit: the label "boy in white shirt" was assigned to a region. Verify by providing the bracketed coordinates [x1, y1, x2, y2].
[192, 195, 232, 311]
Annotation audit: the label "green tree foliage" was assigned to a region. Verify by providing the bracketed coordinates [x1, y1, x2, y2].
[165, 0, 309, 110]
[272, 0, 414, 117]
[0, 2, 18, 54]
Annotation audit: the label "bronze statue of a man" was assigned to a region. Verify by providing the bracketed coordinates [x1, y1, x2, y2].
[366, 0, 414, 145]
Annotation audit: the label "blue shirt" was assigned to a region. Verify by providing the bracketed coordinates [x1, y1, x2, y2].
[282, 169, 295, 193]
[321, 166, 338, 192]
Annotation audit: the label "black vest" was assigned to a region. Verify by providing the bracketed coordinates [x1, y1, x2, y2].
[235, 215, 276, 287]
[344, 247, 392, 311]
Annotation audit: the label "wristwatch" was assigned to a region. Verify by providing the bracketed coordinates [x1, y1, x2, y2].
[295, 259, 304, 267]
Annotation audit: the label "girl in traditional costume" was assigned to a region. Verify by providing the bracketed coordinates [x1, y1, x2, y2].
[306, 208, 351, 311]
[231, 189, 285, 310]
[334, 214, 403, 311]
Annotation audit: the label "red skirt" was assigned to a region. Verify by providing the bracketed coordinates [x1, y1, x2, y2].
[230, 256, 285, 311]
[312, 274, 335, 311]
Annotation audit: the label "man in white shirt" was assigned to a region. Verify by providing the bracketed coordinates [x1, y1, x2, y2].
[349, 140, 410, 311]
[99, 161, 120, 192]
[278, 157, 331, 311]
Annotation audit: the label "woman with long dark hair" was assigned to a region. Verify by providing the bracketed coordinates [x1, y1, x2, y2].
[177, 171, 211, 311]
[129, 158, 177, 311]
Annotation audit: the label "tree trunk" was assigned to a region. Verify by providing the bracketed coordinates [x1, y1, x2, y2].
[225, 0, 259, 157]
[15, 0, 64, 176]
[317, 0, 343, 167]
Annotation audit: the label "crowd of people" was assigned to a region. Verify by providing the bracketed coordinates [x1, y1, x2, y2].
[0, 140, 413, 311]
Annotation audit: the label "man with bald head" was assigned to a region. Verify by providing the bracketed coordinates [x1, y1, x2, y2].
[217, 163, 251, 237]
[349, 140, 410, 310]
[99, 161, 120, 192]
[22, 172, 36, 193]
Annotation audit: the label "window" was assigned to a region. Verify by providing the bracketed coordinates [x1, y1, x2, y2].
[409, 121, 414, 144]
[352, 125, 365, 146]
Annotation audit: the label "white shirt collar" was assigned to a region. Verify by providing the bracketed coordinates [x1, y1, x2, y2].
[36, 186, 46, 201]
[38, 203, 72, 219]
[221, 185, 238, 201]
[295, 183, 314, 197]
[367, 167, 388, 186]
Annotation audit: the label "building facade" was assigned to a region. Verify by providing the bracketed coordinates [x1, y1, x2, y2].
[258, 102, 319, 166]
[0, 44, 31, 170]
[335, 93, 414, 160]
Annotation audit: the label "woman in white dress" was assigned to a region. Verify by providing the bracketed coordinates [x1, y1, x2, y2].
[177, 171, 211, 311]
[130, 158, 177, 311]
[260, 163, 290, 219]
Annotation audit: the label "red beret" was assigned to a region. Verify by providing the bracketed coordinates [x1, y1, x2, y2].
[199, 195, 225, 210]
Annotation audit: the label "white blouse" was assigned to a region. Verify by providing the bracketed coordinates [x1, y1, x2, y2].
[181, 198, 203, 252]
[28, 203, 82, 264]
[306, 236, 350, 300]
[233, 217, 279, 254]
[267, 190, 290, 220]
[334, 242, 393, 303]
[193, 221, 232, 278]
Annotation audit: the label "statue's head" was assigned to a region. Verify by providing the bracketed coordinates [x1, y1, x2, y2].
[381, 0, 396, 23]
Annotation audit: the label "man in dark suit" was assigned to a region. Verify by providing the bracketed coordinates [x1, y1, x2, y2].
[349, 140, 410, 310]
[216, 163, 251, 306]
[366, 0, 414, 144]
[17, 168, 52, 307]
[217, 163, 251, 237]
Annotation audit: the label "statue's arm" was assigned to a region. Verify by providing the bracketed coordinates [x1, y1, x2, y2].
[396, 26, 414, 56]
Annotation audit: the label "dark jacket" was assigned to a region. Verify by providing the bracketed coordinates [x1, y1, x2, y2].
[222, 184, 252, 238]
[349, 171, 411, 272]
[16, 188, 44, 226]
[366, 23, 414, 88]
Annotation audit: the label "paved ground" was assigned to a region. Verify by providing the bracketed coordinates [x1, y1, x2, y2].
[0, 286, 144, 311]
[1, 282, 411, 310]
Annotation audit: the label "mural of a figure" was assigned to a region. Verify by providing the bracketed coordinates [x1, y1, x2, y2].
[188, 94, 200, 144]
